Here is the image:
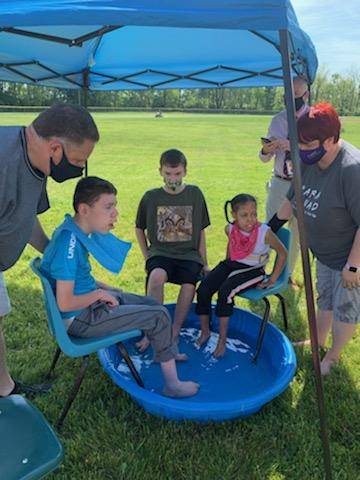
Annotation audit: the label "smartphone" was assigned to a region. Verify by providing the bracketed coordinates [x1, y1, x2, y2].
[261, 137, 272, 144]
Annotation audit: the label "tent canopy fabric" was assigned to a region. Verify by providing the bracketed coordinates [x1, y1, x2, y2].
[0, 0, 317, 91]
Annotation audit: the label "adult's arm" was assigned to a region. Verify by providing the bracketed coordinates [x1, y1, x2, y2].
[259, 113, 287, 162]
[341, 161, 360, 288]
[267, 198, 293, 232]
[342, 227, 360, 289]
[28, 217, 49, 253]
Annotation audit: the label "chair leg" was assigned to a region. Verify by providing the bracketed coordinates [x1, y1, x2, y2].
[253, 297, 271, 364]
[46, 347, 62, 380]
[274, 293, 288, 330]
[117, 342, 144, 388]
[57, 355, 90, 431]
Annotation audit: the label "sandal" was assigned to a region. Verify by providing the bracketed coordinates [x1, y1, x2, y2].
[0, 380, 52, 398]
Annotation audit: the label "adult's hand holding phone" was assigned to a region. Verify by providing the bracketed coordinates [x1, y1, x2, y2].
[261, 138, 278, 155]
[275, 138, 290, 152]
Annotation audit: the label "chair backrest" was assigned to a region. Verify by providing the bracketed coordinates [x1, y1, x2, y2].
[0, 395, 63, 480]
[274, 227, 292, 285]
[30, 257, 71, 348]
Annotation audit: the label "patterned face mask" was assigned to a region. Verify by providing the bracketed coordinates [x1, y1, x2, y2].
[164, 178, 182, 191]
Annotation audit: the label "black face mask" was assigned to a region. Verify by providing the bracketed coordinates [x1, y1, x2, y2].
[294, 94, 305, 111]
[50, 148, 84, 183]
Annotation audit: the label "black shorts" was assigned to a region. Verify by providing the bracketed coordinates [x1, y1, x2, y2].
[146, 256, 203, 285]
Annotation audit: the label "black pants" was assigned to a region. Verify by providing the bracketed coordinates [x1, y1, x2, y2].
[196, 260, 265, 317]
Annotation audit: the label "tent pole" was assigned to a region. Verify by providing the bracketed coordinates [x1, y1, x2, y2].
[279, 29, 332, 480]
[81, 69, 89, 177]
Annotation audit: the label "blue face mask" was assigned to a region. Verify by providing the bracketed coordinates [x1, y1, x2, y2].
[299, 145, 326, 165]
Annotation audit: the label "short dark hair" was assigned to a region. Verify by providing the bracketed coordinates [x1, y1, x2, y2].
[33, 103, 99, 145]
[224, 194, 257, 223]
[160, 149, 187, 168]
[73, 176, 117, 213]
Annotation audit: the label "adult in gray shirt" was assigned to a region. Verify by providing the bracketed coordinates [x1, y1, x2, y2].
[271, 103, 360, 376]
[0, 104, 99, 397]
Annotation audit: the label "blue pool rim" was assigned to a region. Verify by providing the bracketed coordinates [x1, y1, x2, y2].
[98, 304, 297, 421]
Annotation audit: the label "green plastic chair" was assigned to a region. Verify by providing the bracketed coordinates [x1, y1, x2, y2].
[0, 395, 63, 480]
[30, 257, 143, 429]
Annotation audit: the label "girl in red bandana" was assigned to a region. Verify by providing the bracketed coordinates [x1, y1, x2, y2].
[195, 194, 287, 358]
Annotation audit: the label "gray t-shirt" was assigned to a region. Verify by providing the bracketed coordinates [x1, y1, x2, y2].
[0, 126, 49, 271]
[287, 141, 360, 270]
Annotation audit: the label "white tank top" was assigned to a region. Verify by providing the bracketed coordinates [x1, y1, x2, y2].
[229, 223, 270, 267]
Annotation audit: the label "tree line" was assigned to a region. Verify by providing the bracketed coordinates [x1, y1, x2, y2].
[0, 68, 359, 114]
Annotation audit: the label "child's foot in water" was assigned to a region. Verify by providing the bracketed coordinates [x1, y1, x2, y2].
[163, 381, 200, 398]
[196, 331, 210, 348]
[213, 339, 227, 358]
[136, 336, 150, 352]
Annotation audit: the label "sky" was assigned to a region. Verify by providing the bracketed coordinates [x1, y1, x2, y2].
[293, 0, 360, 74]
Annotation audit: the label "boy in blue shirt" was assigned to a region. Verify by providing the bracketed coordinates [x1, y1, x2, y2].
[41, 176, 199, 398]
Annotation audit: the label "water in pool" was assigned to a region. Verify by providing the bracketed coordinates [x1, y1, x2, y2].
[109, 327, 277, 403]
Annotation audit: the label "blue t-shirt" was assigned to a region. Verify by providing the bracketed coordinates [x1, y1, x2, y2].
[41, 230, 97, 319]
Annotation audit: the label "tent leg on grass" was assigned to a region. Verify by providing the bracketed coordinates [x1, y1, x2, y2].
[279, 28, 333, 480]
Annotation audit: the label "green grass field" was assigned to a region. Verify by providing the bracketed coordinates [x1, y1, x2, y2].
[2, 112, 360, 480]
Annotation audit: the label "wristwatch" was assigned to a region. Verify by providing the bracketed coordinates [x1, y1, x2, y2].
[345, 262, 359, 273]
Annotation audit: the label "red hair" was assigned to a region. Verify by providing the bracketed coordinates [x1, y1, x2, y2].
[297, 102, 341, 144]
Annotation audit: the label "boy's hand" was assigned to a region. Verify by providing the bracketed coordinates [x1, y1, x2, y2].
[201, 265, 212, 277]
[97, 290, 119, 307]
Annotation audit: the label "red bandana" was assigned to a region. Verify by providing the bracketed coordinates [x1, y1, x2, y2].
[229, 222, 261, 261]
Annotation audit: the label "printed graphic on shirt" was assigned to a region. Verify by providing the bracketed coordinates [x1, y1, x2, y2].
[303, 185, 322, 219]
[157, 206, 193, 242]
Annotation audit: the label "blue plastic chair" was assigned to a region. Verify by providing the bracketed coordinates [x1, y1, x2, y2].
[236, 228, 292, 363]
[30, 257, 143, 429]
[0, 395, 63, 480]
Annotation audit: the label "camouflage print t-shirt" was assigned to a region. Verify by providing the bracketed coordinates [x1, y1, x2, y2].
[135, 185, 210, 264]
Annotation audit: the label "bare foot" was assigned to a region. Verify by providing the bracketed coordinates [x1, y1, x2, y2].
[320, 353, 339, 376]
[175, 353, 188, 362]
[292, 339, 311, 347]
[136, 336, 150, 353]
[196, 331, 210, 348]
[288, 277, 302, 289]
[213, 340, 227, 358]
[163, 381, 200, 398]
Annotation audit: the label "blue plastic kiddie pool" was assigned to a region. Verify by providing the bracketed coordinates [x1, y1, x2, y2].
[98, 303, 296, 422]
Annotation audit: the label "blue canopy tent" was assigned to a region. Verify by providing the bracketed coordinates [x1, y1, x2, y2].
[0, 1, 331, 478]
[0, 1, 317, 90]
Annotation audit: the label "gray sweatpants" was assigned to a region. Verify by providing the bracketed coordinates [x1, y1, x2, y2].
[68, 290, 178, 363]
